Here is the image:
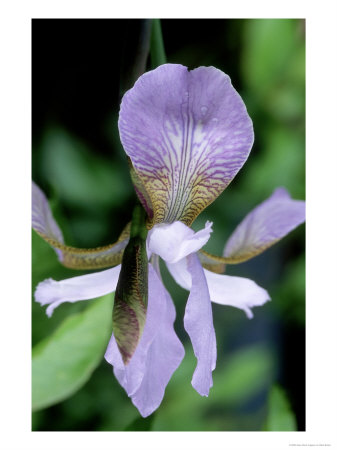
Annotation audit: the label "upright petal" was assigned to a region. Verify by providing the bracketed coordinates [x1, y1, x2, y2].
[147, 220, 213, 263]
[184, 253, 216, 396]
[224, 187, 305, 262]
[35, 265, 121, 317]
[167, 258, 270, 318]
[32, 181, 129, 269]
[119, 64, 254, 227]
[105, 265, 184, 417]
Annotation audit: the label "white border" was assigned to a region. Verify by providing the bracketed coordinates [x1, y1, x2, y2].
[1, 1, 337, 449]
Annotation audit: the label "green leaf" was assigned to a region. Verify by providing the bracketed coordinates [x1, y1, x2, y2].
[264, 385, 297, 431]
[32, 293, 114, 411]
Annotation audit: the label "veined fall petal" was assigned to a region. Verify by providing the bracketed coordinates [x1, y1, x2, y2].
[119, 64, 254, 227]
[195, 188, 305, 271]
[32, 181, 130, 269]
[223, 187, 305, 262]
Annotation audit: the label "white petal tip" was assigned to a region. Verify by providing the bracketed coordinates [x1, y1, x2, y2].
[245, 309, 254, 319]
[34, 278, 57, 305]
[45, 306, 54, 317]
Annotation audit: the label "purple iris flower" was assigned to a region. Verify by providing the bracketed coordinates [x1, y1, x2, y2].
[32, 64, 305, 418]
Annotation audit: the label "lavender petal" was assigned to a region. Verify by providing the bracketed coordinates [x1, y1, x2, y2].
[35, 265, 121, 317]
[224, 187, 305, 262]
[105, 264, 184, 417]
[184, 253, 216, 396]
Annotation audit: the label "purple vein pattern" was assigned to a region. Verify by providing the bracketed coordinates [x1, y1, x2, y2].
[118, 64, 254, 227]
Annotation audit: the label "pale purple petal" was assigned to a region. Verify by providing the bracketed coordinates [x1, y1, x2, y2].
[184, 253, 216, 396]
[119, 64, 254, 226]
[147, 220, 213, 263]
[35, 265, 121, 317]
[203, 269, 270, 319]
[224, 187, 305, 262]
[32, 181, 64, 260]
[167, 258, 270, 318]
[105, 264, 184, 417]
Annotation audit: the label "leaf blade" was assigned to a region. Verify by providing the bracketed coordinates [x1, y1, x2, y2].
[32, 293, 113, 411]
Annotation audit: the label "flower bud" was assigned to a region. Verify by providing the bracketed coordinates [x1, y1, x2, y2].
[112, 205, 148, 364]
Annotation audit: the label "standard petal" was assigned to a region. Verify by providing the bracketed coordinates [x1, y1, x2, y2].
[167, 258, 270, 318]
[35, 265, 121, 317]
[184, 253, 216, 396]
[147, 220, 213, 263]
[119, 64, 254, 227]
[223, 187, 305, 263]
[32, 181, 129, 269]
[105, 264, 184, 417]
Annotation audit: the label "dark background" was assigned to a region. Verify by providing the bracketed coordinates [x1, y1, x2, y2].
[32, 19, 305, 431]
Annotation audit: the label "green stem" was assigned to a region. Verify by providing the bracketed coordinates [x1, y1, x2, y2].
[130, 203, 148, 240]
[150, 19, 167, 68]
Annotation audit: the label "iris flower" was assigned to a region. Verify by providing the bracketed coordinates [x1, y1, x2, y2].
[32, 64, 305, 418]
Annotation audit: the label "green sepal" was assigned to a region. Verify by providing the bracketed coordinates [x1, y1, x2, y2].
[112, 204, 148, 364]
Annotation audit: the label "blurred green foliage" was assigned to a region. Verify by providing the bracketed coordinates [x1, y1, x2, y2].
[263, 385, 297, 431]
[32, 18, 305, 431]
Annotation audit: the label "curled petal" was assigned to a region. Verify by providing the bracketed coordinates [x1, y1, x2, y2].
[147, 220, 212, 263]
[105, 264, 184, 417]
[32, 181, 129, 269]
[224, 187, 305, 262]
[119, 64, 254, 227]
[35, 265, 121, 317]
[167, 258, 270, 318]
[184, 253, 216, 396]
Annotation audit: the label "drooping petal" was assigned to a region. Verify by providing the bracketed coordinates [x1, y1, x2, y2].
[147, 220, 213, 263]
[183, 253, 216, 396]
[203, 269, 270, 319]
[32, 181, 129, 269]
[167, 257, 270, 318]
[223, 187, 305, 262]
[105, 264, 184, 417]
[119, 64, 254, 227]
[131, 273, 185, 417]
[35, 265, 121, 317]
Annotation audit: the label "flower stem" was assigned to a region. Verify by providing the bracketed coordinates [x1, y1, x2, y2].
[150, 19, 167, 67]
[130, 203, 148, 240]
